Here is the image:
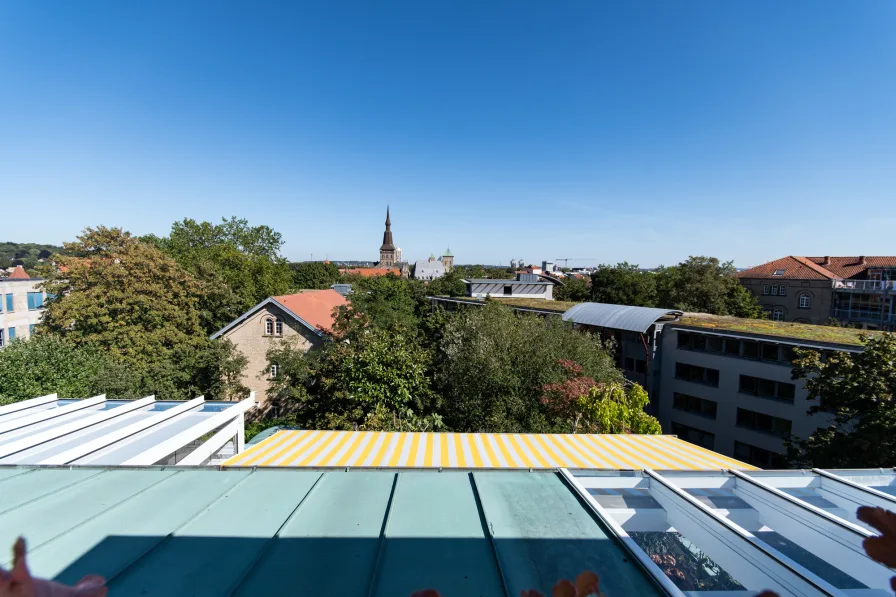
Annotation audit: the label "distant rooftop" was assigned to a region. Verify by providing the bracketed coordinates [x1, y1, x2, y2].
[671, 314, 882, 347]
[429, 296, 578, 313]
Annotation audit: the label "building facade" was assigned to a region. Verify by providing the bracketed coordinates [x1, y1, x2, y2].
[0, 267, 46, 348]
[464, 273, 554, 300]
[655, 320, 857, 467]
[211, 290, 347, 408]
[413, 255, 445, 280]
[738, 255, 896, 330]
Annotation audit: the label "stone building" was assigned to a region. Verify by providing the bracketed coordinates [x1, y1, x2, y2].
[211, 289, 347, 407]
[0, 265, 46, 348]
[378, 207, 398, 267]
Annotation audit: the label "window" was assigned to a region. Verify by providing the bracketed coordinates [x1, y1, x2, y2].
[275, 317, 283, 336]
[690, 334, 706, 351]
[736, 408, 792, 436]
[635, 359, 647, 374]
[762, 284, 771, 295]
[778, 285, 786, 296]
[4, 294, 13, 312]
[675, 362, 720, 387]
[270, 363, 279, 378]
[773, 269, 785, 276]
[624, 357, 635, 371]
[742, 341, 759, 359]
[707, 336, 723, 353]
[503, 285, 513, 296]
[26, 292, 43, 310]
[772, 308, 784, 322]
[799, 294, 810, 309]
[265, 318, 274, 335]
[771, 285, 779, 296]
[734, 441, 786, 468]
[739, 375, 796, 403]
[7, 327, 15, 341]
[673, 393, 718, 419]
[723, 338, 740, 356]
[0, 329, 3, 348]
[671, 421, 715, 450]
[677, 331, 690, 348]
[29, 324, 35, 336]
[761, 343, 780, 361]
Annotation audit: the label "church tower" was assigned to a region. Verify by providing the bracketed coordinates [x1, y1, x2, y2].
[379, 206, 398, 267]
[441, 248, 454, 272]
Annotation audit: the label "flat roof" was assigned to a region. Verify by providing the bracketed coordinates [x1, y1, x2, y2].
[0, 467, 665, 597]
[0, 394, 254, 466]
[428, 296, 577, 314]
[563, 302, 684, 334]
[222, 430, 754, 470]
[2, 466, 893, 596]
[464, 278, 553, 285]
[670, 315, 882, 347]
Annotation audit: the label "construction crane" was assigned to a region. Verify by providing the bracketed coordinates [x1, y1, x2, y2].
[555, 258, 598, 267]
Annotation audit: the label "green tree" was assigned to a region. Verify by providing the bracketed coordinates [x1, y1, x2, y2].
[0, 335, 141, 405]
[39, 226, 247, 400]
[291, 261, 341, 289]
[427, 268, 466, 297]
[333, 273, 424, 336]
[785, 334, 896, 468]
[149, 217, 294, 332]
[436, 303, 621, 432]
[555, 276, 590, 302]
[267, 328, 441, 431]
[655, 256, 761, 317]
[590, 263, 657, 306]
[576, 383, 661, 434]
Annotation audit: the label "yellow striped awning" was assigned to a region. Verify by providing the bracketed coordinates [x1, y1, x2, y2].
[223, 430, 757, 470]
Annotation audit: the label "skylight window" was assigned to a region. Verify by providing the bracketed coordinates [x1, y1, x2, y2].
[773, 269, 785, 276]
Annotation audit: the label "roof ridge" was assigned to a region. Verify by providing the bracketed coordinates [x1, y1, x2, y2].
[791, 256, 837, 279]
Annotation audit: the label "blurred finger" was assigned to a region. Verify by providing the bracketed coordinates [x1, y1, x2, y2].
[10, 537, 29, 583]
[863, 536, 896, 568]
[857, 507, 896, 537]
[552, 579, 576, 597]
[575, 571, 600, 596]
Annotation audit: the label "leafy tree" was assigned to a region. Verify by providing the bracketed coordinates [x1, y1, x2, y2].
[291, 261, 341, 289]
[267, 327, 441, 431]
[0, 335, 141, 405]
[149, 217, 294, 332]
[333, 273, 424, 336]
[654, 256, 761, 317]
[590, 263, 657, 306]
[436, 303, 621, 432]
[38, 226, 247, 400]
[785, 334, 896, 468]
[555, 276, 590, 302]
[427, 268, 466, 297]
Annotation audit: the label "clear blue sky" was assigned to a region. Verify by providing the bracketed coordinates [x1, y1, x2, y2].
[1, 1, 894, 267]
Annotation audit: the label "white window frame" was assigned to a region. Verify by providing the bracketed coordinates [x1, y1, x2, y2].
[771, 285, 779, 296]
[762, 284, 771, 295]
[265, 318, 274, 335]
[799, 294, 810, 309]
[772, 308, 785, 322]
[773, 269, 785, 276]
[0, 329, 4, 348]
[778, 285, 786, 296]
[275, 317, 283, 336]
[270, 363, 279, 379]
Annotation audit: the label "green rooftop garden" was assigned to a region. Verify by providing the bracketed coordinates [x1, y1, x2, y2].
[431, 295, 579, 313]
[673, 315, 885, 347]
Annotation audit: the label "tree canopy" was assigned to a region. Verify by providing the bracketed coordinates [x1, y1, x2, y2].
[786, 334, 896, 468]
[290, 261, 341, 290]
[38, 226, 247, 400]
[590, 263, 657, 306]
[148, 217, 294, 333]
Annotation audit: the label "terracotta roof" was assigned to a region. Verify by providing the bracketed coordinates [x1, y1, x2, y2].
[7, 265, 30, 280]
[805, 256, 896, 279]
[339, 267, 401, 278]
[736, 256, 837, 280]
[273, 289, 347, 333]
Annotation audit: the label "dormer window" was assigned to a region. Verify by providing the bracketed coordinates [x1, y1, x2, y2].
[773, 269, 785, 276]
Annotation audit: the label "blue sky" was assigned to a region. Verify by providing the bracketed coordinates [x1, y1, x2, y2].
[1, 1, 894, 267]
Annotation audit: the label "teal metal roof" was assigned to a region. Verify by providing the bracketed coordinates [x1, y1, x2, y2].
[0, 466, 663, 597]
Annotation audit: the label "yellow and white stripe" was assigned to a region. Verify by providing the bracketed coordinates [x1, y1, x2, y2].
[223, 431, 757, 470]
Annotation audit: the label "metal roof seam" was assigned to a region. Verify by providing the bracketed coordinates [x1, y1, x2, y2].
[812, 468, 896, 507]
[365, 472, 401, 597]
[0, 469, 108, 518]
[100, 468, 258, 588]
[469, 472, 512, 597]
[225, 472, 325, 595]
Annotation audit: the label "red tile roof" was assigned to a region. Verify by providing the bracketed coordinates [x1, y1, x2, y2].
[7, 265, 31, 280]
[273, 289, 347, 333]
[805, 256, 896, 279]
[738, 255, 896, 281]
[339, 267, 401, 278]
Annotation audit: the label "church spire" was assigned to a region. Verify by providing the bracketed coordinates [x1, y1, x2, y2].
[380, 205, 395, 251]
[385, 205, 391, 227]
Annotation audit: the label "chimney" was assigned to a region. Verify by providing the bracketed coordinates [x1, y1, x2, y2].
[859, 256, 866, 265]
[822, 256, 831, 265]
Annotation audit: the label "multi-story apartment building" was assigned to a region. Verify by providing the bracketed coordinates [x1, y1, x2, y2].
[737, 255, 896, 330]
[0, 266, 46, 348]
[655, 315, 864, 467]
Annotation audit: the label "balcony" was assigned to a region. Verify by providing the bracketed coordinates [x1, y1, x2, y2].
[833, 308, 896, 325]
[833, 279, 896, 292]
